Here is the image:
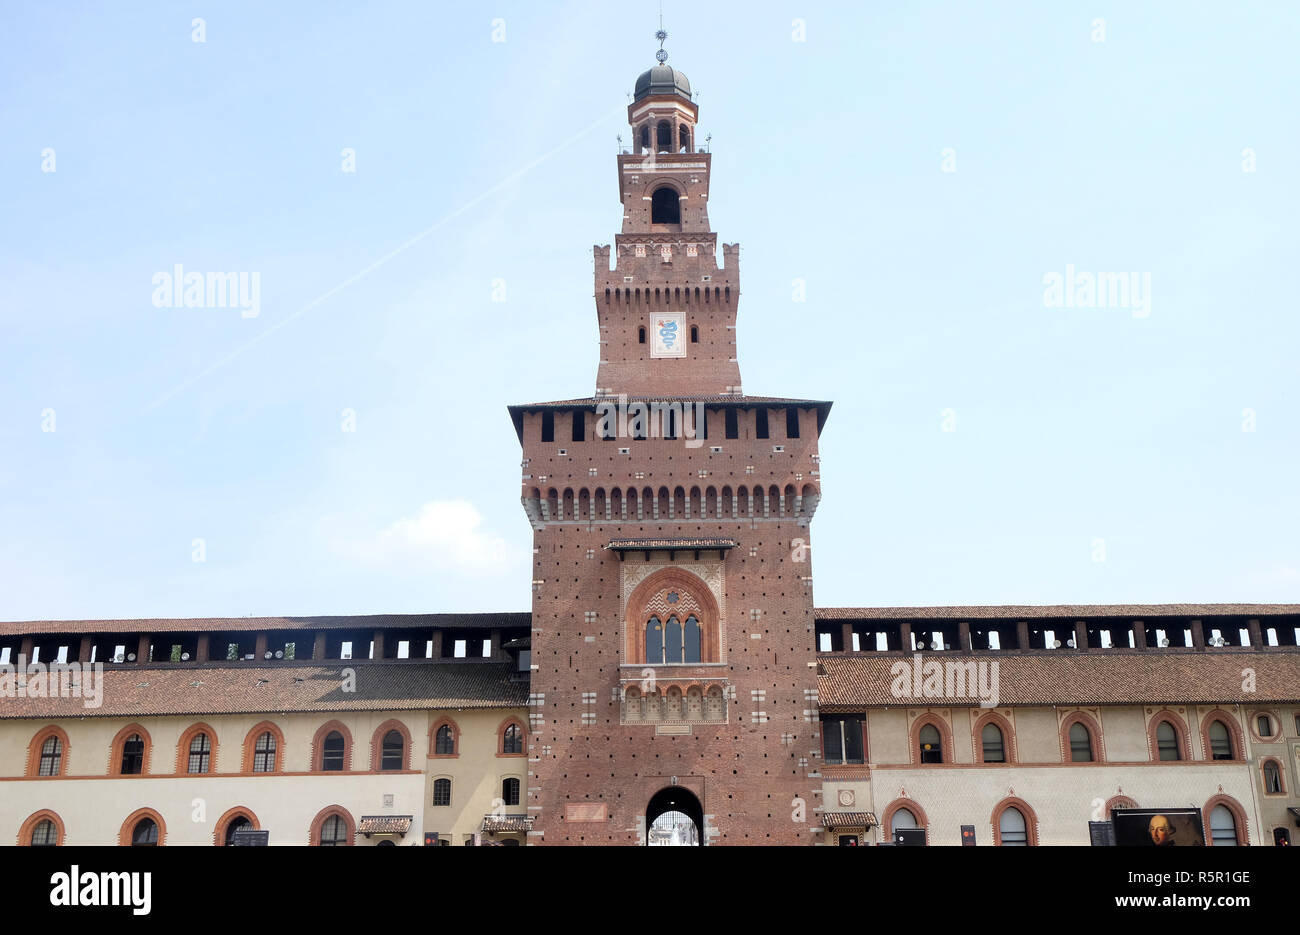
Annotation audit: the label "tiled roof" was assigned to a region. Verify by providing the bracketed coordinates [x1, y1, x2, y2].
[816, 604, 1300, 620]
[0, 662, 527, 719]
[606, 538, 738, 551]
[358, 816, 413, 835]
[0, 612, 531, 637]
[822, 811, 879, 829]
[481, 815, 533, 833]
[817, 650, 1300, 709]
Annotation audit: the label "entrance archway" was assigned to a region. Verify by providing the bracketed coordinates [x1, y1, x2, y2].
[646, 786, 703, 846]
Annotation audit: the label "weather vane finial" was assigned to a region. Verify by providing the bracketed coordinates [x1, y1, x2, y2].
[655, 4, 668, 63]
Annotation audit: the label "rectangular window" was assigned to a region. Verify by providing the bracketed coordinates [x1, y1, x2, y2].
[786, 408, 800, 438]
[541, 411, 554, 443]
[571, 412, 585, 442]
[725, 409, 739, 439]
[755, 410, 769, 439]
[822, 716, 865, 765]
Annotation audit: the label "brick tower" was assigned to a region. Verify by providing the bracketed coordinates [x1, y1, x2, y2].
[508, 47, 831, 845]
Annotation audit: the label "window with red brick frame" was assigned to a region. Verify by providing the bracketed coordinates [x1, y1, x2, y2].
[213, 807, 260, 846]
[17, 809, 65, 846]
[430, 717, 460, 757]
[991, 797, 1039, 846]
[108, 723, 152, 776]
[26, 725, 69, 777]
[175, 722, 219, 774]
[118, 807, 166, 846]
[310, 720, 353, 772]
[498, 717, 526, 756]
[310, 806, 356, 846]
[240, 721, 285, 773]
[369, 719, 413, 771]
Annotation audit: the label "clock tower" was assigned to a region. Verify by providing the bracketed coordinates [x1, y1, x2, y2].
[508, 40, 831, 845]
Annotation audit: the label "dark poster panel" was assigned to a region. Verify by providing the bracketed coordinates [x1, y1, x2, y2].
[1089, 821, 1117, 846]
[1112, 808, 1205, 847]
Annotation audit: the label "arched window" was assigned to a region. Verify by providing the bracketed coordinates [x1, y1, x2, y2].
[664, 616, 683, 663]
[918, 724, 942, 763]
[1156, 721, 1180, 761]
[434, 725, 456, 756]
[1263, 759, 1283, 794]
[502, 777, 521, 806]
[998, 807, 1029, 845]
[639, 125, 650, 151]
[252, 731, 276, 773]
[638, 325, 646, 344]
[121, 734, 145, 775]
[322, 731, 345, 771]
[981, 723, 1005, 763]
[651, 186, 680, 225]
[380, 730, 404, 771]
[224, 817, 252, 846]
[131, 818, 159, 846]
[890, 808, 918, 834]
[683, 615, 701, 663]
[502, 723, 523, 755]
[690, 325, 699, 343]
[679, 125, 691, 152]
[1209, 805, 1239, 846]
[1208, 719, 1234, 760]
[320, 814, 348, 846]
[187, 732, 211, 774]
[646, 616, 664, 665]
[30, 819, 58, 846]
[38, 736, 63, 776]
[1256, 714, 1273, 738]
[433, 778, 452, 807]
[1069, 722, 1093, 762]
[656, 120, 671, 151]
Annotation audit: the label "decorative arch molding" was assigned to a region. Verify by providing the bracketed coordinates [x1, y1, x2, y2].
[213, 806, 260, 847]
[118, 807, 166, 846]
[1144, 708, 1193, 762]
[175, 722, 219, 775]
[17, 809, 65, 846]
[1058, 710, 1106, 763]
[623, 566, 723, 665]
[26, 724, 70, 777]
[240, 721, 286, 773]
[429, 716, 461, 757]
[1199, 710, 1245, 762]
[1202, 793, 1249, 846]
[880, 798, 929, 837]
[991, 796, 1040, 846]
[907, 711, 955, 766]
[369, 718, 414, 771]
[108, 723, 153, 776]
[309, 805, 356, 846]
[497, 716, 527, 757]
[1104, 794, 1139, 818]
[971, 711, 1017, 764]
[310, 720, 354, 772]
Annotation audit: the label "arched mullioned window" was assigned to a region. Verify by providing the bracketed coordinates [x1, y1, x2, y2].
[998, 807, 1028, 845]
[684, 615, 701, 663]
[665, 617, 683, 663]
[646, 616, 663, 665]
[187, 732, 211, 774]
[502, 722, 523, 755]
[380, 730, 404, 771]
[131, 818, 158, 846]
[252, 732, 276, 772]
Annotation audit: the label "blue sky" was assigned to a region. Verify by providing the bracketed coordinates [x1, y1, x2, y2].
[2, 1, 1297, 621]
